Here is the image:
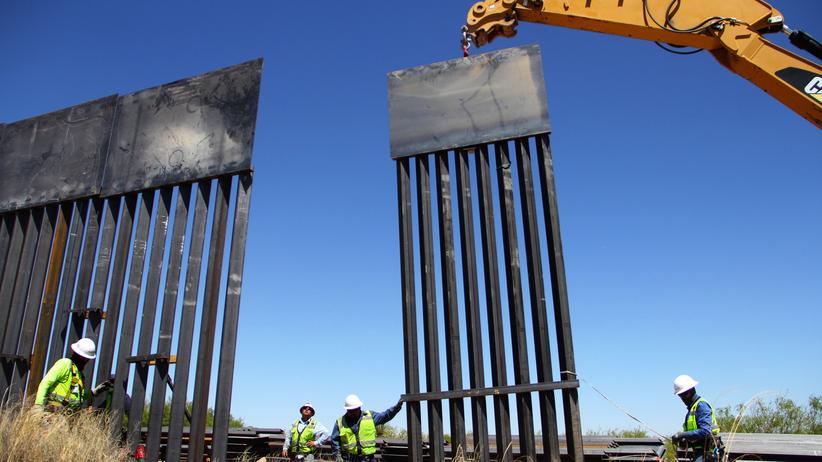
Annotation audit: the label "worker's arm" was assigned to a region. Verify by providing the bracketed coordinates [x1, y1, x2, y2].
[371, 400, 403, 426]
[465, 0, 822, 128]
[313, 420, 331, 445]
[281, 425, 292, 456]
[34, 358, 71, 405]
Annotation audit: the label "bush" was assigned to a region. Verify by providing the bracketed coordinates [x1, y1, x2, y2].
[716, 395, 822, 434]
[376, 423, 408, 439]
[140, 400, 245, 428]
[0, 404, 130, 462]
[585, 427, 649, 437]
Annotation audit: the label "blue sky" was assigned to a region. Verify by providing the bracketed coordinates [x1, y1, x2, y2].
[2, 0, 820, 439]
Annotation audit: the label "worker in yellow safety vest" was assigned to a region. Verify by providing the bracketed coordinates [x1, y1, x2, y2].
[330, 394, 402, 462]
[280, 402, 330, 461]
[34, 338, 98, 413]
[671, 375, 723, 462]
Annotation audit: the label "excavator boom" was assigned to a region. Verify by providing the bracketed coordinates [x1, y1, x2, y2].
[465, 0, 822, 128]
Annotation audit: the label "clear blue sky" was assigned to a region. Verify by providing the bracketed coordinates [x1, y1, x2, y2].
[2, 0, 820, 439]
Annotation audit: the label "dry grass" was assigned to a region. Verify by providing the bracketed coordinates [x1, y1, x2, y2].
[0, 403, 131, 462]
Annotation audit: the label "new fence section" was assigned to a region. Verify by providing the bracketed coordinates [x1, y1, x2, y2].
[0, 59, 261, 462]
[389, 46, 584, 462]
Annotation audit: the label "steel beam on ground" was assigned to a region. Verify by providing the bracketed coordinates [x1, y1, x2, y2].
[167, 179, 211, 461]
[435, 151, 466, 453]
[396, 159, 423, 460]
[47, 200, 87, 368]
[514, 137, 561, 462]
[27, 203, 70, 394]
[95, 194, 137, 385]
[536, 134, 584, 461]
[128, 187, 171, 449]
[213, 173, 253, 462]
[495, 140, 536, 459]
[146, 184, 191, 462]
[111, 191, 154, 437]
[455, 149, 490, 461]
[475, 144, 513, 462]
[415, 155, 445, 462]
[190, 176, 231, 462]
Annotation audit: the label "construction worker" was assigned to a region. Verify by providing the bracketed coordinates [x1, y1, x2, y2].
[280, 402, 330, 461]
[671, 374, 723, 462]
[330, 394, 402, 462]
[34, 338, 97, 413]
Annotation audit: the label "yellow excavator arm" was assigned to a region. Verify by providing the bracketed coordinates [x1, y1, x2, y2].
[464, 0, 822, 129]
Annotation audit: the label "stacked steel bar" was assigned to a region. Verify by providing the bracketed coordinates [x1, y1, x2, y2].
[0, 59, 261, 462]
[142, 429, 669, 462]
[675, 433, 822, 462]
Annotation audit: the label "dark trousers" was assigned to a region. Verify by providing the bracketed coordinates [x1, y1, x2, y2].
[342, 455, 375, 462]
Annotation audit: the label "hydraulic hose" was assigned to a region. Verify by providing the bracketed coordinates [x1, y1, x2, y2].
[788, 29, 822, 61]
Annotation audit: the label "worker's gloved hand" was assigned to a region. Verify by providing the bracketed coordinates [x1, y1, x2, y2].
[280, 448, 288, 457]
[396, 397, 404, 409]
[45, 403, 60, 413]
[671, 432, 685, 445]
[92, 377, 116, 396]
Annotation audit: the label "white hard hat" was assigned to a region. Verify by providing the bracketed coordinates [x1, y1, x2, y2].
[344, 394, 363, 410]
[300, 402, 315, 415]
[71, 338, 97, 359]
[673, 374, 698, 395]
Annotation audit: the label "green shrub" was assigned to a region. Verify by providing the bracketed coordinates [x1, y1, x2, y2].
[716, 395, 822, 434]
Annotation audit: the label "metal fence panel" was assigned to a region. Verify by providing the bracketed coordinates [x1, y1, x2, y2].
[454, 150, 490, 461]
[189, 176, 231, 462]
[388, 45, 549, 159]
[45, 200, 87, 369]
[213, 173, 253, 460]
[0, 209, 43, 396]
[101, 60, 261, 197]
[8, 205, 57, 399]
[167, 179, 211, 461]
[0, 60, 260, 462]
[389, 46, 583, 461]
[396, 159, 423, 460]
[146, 185, 190, 460]
[415, 156, 445, 462]
[26, 204, 70, 393]
[0, 97, 116, 214]
[127, 187, 171, 449]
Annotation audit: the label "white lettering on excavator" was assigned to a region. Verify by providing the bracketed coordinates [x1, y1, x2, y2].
[805, 76, 822, 94]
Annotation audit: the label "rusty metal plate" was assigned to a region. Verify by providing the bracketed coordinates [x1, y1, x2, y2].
[387, 45, 550, 159]
[101, 59, 262, 196]
[0, 97, 117, 213]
